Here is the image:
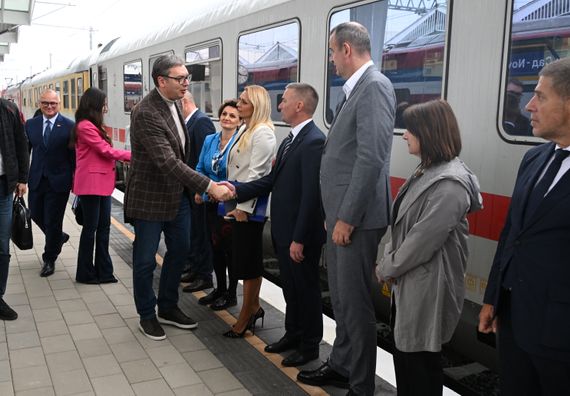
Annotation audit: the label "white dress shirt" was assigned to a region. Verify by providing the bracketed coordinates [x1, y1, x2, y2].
[343, 60, 374, 99]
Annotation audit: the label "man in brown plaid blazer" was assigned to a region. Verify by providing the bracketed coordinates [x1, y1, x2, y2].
[125, 54, 230, 341]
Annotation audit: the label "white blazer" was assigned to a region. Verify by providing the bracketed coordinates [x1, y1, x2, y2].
[227, 123, 276, 213]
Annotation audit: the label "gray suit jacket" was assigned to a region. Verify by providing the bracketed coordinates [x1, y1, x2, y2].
[320, 65, 396, 230]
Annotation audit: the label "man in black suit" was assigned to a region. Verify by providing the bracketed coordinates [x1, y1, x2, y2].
[228, 83, 326, 367]
[25, 90, 74, 277]
[180, 91, 216, 292]
[479, 58, 570, 395]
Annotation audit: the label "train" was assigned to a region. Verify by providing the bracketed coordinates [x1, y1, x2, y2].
[4, 0, 569, 394]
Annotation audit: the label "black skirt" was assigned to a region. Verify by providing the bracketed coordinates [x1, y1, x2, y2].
[231, 220, 265, 280]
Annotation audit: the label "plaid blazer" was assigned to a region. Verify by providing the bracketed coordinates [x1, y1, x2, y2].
[124, 89, 210, 221]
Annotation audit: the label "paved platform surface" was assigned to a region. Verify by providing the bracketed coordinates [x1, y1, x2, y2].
[0, 199, 396, 396]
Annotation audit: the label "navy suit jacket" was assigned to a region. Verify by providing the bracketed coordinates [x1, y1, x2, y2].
[186, 109, 215, 170]
[236, 120, 326, 248]
[25, 114, 75, 192]
[484, 142, 570, 361]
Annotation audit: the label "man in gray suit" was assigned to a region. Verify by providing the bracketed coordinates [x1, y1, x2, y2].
[297, 22, 396, 395]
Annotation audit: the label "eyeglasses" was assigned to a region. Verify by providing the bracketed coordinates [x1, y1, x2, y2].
[40, 101, 59, 107]
[161, 75, 190, 84]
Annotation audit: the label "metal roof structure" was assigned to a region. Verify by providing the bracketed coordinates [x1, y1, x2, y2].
[513, 0, 570, 22]
[0, 0, 35, 62]
[384, 5, 446, 48]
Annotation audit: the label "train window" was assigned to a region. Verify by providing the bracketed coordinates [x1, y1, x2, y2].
[55, 82, 61, 98]
[238, 21, 299, 122]
[123, 60, 143, 113]
[326, 1, 448, 126]
[63, 80, 69, 109]
[71, 78, 77, 109]
[98, 66, 108, 94]
[500, 0, 570, 139]
[185, 41, 222, 116]
[77, 77, 83, 102]
[149, 50, 174, 91]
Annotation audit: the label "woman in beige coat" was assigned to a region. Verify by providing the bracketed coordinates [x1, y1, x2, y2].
[376, 100, 482, 396]
[223, 85, 276, 338]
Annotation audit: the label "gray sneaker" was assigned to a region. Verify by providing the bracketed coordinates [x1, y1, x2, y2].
[158, 306, 198, 329]
[138, 317, 166, 341]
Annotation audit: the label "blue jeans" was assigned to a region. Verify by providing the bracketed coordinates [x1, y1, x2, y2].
[0, 191, 12, 297]
[76, 195, 113, 282]
[132, 195, 191, 320]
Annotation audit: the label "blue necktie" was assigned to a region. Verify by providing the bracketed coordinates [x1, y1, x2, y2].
[43, 120, 52, 147]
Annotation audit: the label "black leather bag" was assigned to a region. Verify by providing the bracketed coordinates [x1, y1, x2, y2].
[11, 196, 33, 250]
[72, 196, 83, 226]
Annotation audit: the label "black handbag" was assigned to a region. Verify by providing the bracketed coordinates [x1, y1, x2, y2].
[72, 196, 83, 225]
[11, 196, 33, 250]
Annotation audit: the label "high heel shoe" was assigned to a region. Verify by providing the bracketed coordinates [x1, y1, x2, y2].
[249, 307, 265, 335]
[223, 325, 248, 338]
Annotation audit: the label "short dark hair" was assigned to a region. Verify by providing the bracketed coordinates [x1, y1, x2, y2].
[508, 78, 524, 90]
[539, 58, 570, 99]
[330, 22, 371, 55]
[152, 54, 186, 86]
[286, 82, 319, 115]
[218, 99, 238, 118]
[403, 99, 462, 167]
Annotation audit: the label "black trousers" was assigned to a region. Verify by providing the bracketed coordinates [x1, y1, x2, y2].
[391, 302, 443, 396]
[28, 177, 69, 263]
[498, 290, 570, 396]
[275, 243, 323, 354]
[205, 203, 236, 296]
[186, 200, 212, 280]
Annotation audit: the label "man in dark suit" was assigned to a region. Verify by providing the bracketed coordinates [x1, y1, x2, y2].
[25, 90, 74, 277]
[0, 99, 29, 320]
[298, 22, 395, 395]
[180, 91, 216, 292]
[479, 58, 570, 395]
[227, 83, 326, 366]
[125, 55, 229, 341]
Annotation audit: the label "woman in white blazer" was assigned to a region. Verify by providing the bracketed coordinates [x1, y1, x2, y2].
[223, 85, 276, 338]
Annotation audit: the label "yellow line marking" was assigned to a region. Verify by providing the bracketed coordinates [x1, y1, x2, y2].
[111, 216, 327, 395]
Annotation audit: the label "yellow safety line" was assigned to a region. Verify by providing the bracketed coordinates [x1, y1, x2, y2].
[110, 215, 327, 395]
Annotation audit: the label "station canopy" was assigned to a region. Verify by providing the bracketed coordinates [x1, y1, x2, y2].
[0, 0, 35, 62]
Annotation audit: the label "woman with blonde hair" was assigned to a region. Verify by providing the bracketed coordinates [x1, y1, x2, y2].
[223, 85, 276, 337]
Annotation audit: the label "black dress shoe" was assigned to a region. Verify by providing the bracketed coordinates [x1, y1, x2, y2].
[0, 298, 18, 321]
[76, 278, 99, 285]
[182, 278, 213, 293]
[61, 232, 70, 245]
[99, 277, 118, 284]
[180, 271, 197, 283]
[210, 293, 237, 311]
[264, 337, 300, 353]
[297, 361, 350, 389]
[198, 288, 222, 305]
[40, 261, 55, 277]
[282, 350, 319, 367]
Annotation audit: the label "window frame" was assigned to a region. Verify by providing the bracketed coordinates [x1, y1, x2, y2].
[237, 18, 302, 126]
[184, 38, 223, 119]
[323, 0, 452, 132]
[497, 0, 549, 146]
[123, 58, 144, 114]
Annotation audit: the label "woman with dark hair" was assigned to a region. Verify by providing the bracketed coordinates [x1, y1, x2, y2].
[376, 99, 482, 395]
[194, 99, 241, 310]
[71, 87, 131, 284]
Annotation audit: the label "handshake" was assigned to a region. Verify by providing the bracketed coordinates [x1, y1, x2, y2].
[206, 181, 237, 202]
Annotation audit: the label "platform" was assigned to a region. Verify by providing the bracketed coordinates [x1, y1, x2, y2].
[0, 198, 399, 396]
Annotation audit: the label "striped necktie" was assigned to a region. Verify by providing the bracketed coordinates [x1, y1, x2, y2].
[281, 131, 294, 160]
[43, 120, 52, 147]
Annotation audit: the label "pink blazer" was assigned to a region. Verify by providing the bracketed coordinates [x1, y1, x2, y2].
[73, 120, 131, 196]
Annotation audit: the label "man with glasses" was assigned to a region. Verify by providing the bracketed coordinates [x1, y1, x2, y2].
[503, 78, 532, 136]
[180, 91, 216, 293]
[25, 90, 75, 278]
[0, 98, 29, 320]
[125, 54, 231, 340]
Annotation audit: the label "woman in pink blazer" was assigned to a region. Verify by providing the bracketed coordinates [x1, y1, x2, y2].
[71, 88, 131, 284]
